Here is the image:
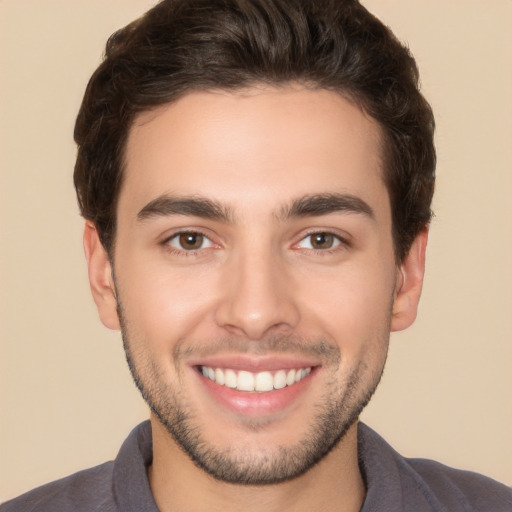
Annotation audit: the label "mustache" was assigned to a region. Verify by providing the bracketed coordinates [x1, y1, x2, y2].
[173, 336, 341, 366]
[115, 293, 341, 366]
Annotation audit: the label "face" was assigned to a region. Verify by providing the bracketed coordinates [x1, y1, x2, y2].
[86, 86, 426, 485]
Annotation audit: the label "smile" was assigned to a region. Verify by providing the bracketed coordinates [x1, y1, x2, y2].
[200, 366, 312, 393]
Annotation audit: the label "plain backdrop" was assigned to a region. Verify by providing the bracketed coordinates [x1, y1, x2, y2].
[1, 0, 511, 502]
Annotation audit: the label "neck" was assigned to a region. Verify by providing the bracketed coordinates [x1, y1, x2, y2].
[148, 416, 365, 512]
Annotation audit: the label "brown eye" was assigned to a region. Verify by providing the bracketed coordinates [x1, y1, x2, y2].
[310, 233, 335, 249]
[167, 232, 213, 251]
[178, 232, 204, 250]
[296, 232, 343, 251]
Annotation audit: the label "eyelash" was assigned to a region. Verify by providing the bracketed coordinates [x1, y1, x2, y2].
[161, 229, 350, 258]
[294, 230, 351, 254]
[161, 230, 216, 256]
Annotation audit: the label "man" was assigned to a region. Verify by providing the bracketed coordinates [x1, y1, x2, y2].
[1, 0, 510, 510]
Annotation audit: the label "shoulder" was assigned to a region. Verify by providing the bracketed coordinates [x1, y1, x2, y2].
[358, 423, 512, 511]
[405, 457, 512, 511]
[1, 421, 154, 512]
[0, 462, 116, 512]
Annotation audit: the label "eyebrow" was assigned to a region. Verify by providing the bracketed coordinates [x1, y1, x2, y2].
[137, 192, 374, 224]
[137, 195, 233, 222]
[279, 193, 375, 221]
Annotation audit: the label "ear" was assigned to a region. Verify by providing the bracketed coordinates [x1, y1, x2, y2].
[391, 228, 428, 332]
[83, 221, 120, 330]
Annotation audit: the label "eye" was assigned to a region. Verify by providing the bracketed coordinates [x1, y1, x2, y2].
[166, 231, 214, 251]
[296, 232, 343, 250]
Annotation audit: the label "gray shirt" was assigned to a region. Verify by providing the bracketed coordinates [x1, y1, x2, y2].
[2, 421, 511, 511]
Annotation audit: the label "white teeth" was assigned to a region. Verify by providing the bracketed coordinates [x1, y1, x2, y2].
[224, 369, 237, 389]
[214, 368, 225, 386]
[255, 371, 274, 392]
[237, 371, 255, 391]
[273, 370, 287, 389]
[200, 365, 312, 393]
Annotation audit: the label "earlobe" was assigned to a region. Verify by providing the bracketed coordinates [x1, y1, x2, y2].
[390, 228, 428, 332]
[83, 222, 120, 330]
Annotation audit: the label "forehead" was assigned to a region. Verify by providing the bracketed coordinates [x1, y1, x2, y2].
[121, 86, 387, 219]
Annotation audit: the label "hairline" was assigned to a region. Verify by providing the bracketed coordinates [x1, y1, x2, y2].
[105, 82, 396, 262]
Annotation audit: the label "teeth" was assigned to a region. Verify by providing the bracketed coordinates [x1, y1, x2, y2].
[255, 371, 274, 392]
[237, 371, 255, 391]
[224, 369, 237, 389]
[200, 365, 312, 392]
[214, 368, 225, 386]
[273, 370, 287, 389]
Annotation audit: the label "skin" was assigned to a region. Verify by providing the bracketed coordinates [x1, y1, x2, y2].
[84, 86, 427, 512]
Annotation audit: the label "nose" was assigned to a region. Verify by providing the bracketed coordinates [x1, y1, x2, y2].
[214, 249, 300, 340]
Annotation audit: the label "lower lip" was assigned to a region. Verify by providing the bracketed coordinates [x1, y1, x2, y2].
[196, 369, 315, 416]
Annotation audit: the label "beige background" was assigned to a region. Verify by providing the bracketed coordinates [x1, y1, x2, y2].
[1, 0, 511, 502]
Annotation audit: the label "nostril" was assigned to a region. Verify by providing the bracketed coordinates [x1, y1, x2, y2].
[215, 296, 300, 341]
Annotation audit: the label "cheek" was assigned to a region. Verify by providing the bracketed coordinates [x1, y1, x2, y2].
[115, 260, 222, 349]
[299, 260, 395, 348]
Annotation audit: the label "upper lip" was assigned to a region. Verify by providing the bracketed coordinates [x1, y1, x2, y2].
[188, 355, 320, 372]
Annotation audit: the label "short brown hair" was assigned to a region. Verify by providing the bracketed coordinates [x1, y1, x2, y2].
[74, 0, 435, 261]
